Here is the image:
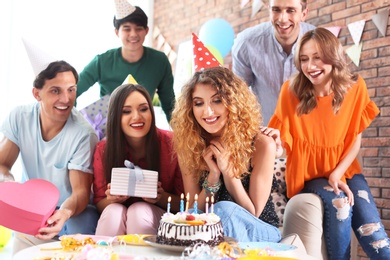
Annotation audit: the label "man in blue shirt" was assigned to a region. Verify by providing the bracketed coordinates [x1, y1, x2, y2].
[232, 0, 315, 125]
[233, 1, 328, 258]
[0, 61, 99, 253]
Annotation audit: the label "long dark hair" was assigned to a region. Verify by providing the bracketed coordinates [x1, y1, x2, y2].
[103, 84, 160, 183]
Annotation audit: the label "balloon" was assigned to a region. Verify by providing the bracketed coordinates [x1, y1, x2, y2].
[205, 44, 224, 65]
[0, 225, 12, 249]
[186, 55, 193, 75]
[199, 18, 234, 58]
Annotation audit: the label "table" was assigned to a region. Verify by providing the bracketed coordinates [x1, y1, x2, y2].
[12, 241, 182, 260]
[12, 240, 317, 260]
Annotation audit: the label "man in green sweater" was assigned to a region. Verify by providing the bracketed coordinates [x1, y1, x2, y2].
[76, 1, 175, 122]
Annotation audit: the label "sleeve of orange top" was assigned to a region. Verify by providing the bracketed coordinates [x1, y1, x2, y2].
[355, 77, 380, 133]
[268, 80, 294, 156]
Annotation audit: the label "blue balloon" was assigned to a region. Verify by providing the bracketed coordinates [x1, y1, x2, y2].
[199, 18, 234, 58]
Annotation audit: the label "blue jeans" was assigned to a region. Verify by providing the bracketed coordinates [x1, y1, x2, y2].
[213, 201, 281, 243]
[57, 204, 99, 236]
[302, 174, 390, 260]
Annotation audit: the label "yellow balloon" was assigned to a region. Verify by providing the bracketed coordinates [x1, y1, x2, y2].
[205, 44, 224, 65]
[186, 55, 193, 75]
[0, 225, 12, 250]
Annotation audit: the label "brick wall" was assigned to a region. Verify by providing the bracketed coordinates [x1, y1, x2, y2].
[153, 0, 390, 259]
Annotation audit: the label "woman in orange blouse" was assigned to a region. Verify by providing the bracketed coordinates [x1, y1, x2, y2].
[268, 28, 389, 259]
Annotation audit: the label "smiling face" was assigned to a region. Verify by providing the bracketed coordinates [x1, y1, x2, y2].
[192, 83, 229, 137]
[33, 71, 76, 125]
[116, 22, 149, 52]
[299, 39, 333, 92]
[270, 0, 308, 47]
[121, 90, 152, 141]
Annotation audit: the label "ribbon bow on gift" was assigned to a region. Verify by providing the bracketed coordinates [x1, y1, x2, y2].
[124, 160, 145, 195]
[81, 110, 107, 140]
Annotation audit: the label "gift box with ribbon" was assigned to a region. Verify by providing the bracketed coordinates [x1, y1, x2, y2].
[0, 179, 59, 235]
[110, 160, 158, 198]
[80, 95, 109, 140]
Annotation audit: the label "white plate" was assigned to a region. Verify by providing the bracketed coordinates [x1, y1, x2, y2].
[143, 235, 236, 253]
[116, 234, 152, 246]
[143, 235, 186, 252]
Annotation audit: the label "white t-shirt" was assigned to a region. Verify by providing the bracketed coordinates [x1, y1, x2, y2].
[1, 102, 98, 205]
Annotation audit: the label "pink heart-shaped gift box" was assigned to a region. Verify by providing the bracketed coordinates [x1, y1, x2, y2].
[0, 179, 59, 235]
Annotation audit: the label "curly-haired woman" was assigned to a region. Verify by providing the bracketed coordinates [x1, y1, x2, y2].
[170, 66, 282, 242]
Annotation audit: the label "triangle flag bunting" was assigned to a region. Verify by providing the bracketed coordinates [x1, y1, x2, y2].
[325, 26, 342, 37]
[241, 0, 250, 9]
[346, 42, 363, 67]
[251, 0, 264, 18]
[372, 9, 389, 37]
[347, 20, 366, 46]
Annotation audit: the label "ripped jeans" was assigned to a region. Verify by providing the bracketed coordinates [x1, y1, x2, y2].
[302, 174, 390, 260]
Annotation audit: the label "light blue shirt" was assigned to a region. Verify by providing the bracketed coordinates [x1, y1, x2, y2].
[232, 21, 315, 125]
[1, 103, 98, 205]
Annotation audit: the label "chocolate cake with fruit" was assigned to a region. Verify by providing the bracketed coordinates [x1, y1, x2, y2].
[156, 212, 224, 247]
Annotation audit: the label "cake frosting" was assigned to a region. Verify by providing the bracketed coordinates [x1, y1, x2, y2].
[156, 212, 224, 247]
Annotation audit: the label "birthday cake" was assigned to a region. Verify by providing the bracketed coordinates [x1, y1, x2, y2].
[156, 212, 224, 247]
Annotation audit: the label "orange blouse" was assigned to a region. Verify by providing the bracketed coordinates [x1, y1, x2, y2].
[268, 76, 379, 198]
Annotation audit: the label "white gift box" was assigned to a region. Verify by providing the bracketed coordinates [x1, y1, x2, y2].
[110, 165, 158, 199]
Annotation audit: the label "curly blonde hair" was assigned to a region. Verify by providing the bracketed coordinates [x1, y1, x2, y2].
[290, 27, 357, 115]
[171, 66, 262, 181]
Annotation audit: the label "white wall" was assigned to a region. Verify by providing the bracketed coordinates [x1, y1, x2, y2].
[0, 0, 170, 180]
[0, 0, 156, 114]
[0, 0, 120, 116]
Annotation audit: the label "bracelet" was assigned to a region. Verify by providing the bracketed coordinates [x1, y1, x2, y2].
[202, 178, 221, 194]
[0, 174, 15, 182]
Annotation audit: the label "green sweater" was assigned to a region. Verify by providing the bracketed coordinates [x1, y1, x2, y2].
[76, 47, 175, 122]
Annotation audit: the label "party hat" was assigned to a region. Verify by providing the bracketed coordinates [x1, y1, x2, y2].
[192, 33, 221, 72]
[122, 74, 138, 85]
[114, 0, 136, 19]
[22, 38, 56, 76]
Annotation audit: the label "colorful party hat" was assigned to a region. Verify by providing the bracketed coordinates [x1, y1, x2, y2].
[22, 38, 56, 76]
[122, 74, 138, 85]
[192, 33, 221, 72]
[114, 0, 136, 20]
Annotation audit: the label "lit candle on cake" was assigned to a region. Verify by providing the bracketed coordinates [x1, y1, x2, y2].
[185, 192, 190, 212]
[167, 196, 171, 214]
[180, 193, 184, 213]
[205, 196, 209, 214]
[193, 194, 198, 214]
[211, 195, 214, 214]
